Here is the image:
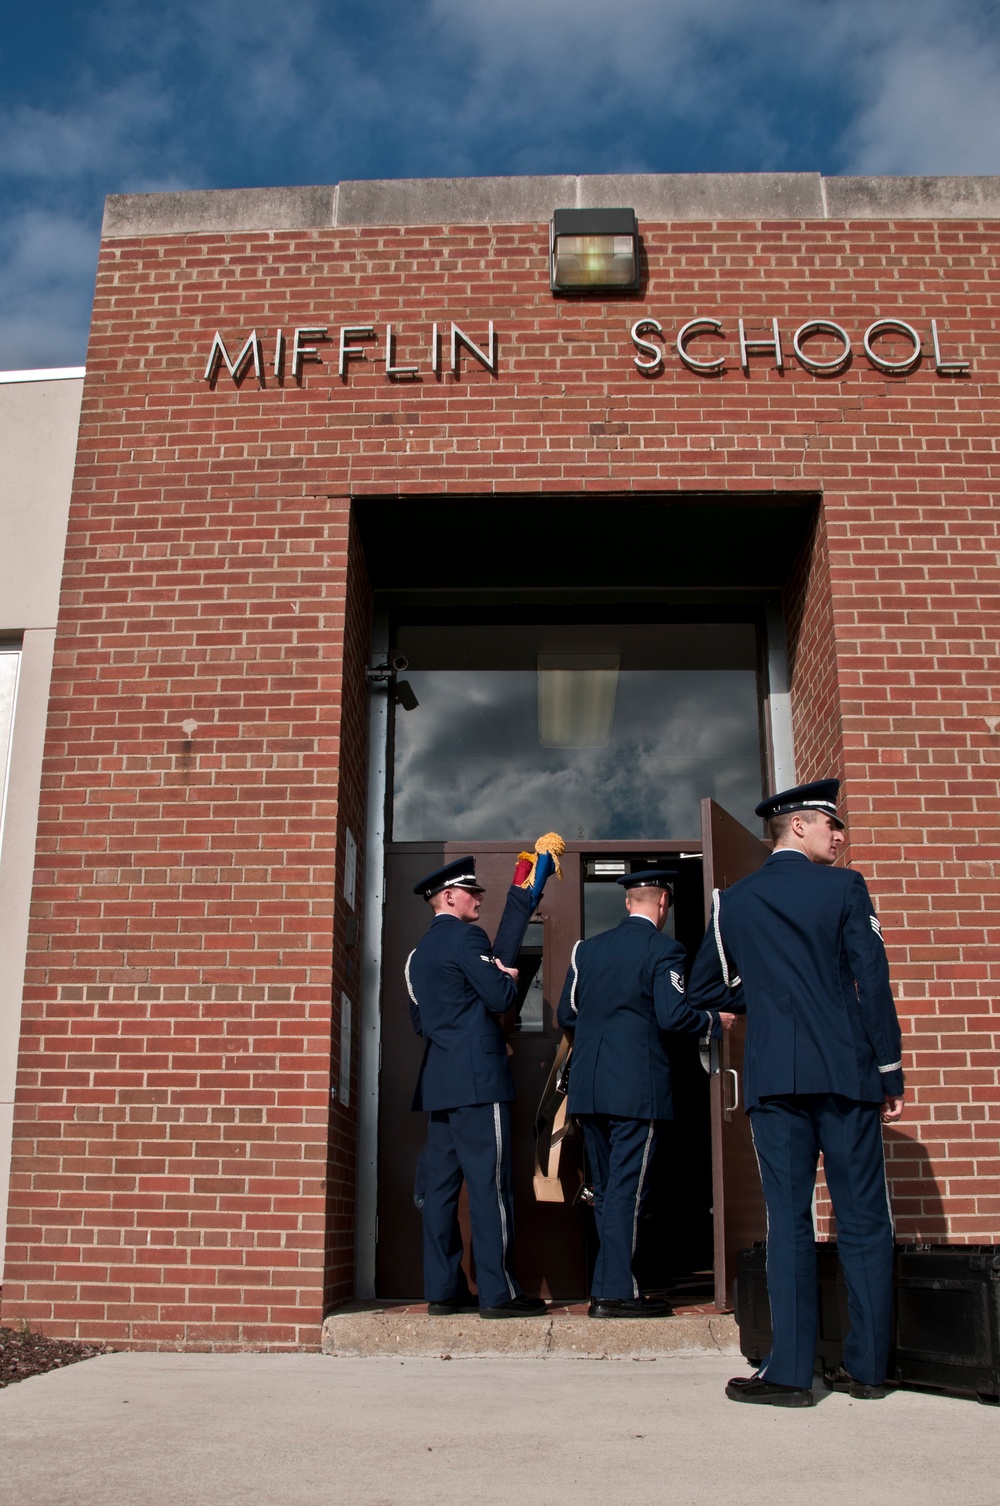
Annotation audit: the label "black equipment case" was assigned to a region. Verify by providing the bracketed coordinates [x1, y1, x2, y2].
[733, 1241, 849, 1376]
[733, 1242, 1000, 1404]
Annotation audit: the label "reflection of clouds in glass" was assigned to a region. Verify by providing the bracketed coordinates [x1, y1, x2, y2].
[393, 670, 762, 840]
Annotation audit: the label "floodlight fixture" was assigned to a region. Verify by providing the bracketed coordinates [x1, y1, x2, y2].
[550, 208, 640, 293]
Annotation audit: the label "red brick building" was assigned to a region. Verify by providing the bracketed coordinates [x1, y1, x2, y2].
[2, 173, 998, 1348]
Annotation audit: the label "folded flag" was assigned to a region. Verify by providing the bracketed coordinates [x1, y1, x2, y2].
[493, 832, 567, 967]
[513, 832, 566, 908]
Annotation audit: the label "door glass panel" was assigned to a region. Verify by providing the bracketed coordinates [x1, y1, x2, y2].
[512, 915, 545, 1034]
[583, 858, 677, 940]
[391, 622, 763, 841]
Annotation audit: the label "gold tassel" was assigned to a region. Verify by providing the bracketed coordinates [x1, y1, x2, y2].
[534, 831, 566, 880]
[517, 831, 566, 888]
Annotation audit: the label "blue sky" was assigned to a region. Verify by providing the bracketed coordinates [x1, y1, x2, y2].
[2, 0, 999, 370]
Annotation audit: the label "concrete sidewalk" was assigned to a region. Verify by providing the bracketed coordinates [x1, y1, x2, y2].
[1, 1351, 997, 1506]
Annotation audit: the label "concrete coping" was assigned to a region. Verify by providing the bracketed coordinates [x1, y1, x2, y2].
[101, 173, 1000, 238]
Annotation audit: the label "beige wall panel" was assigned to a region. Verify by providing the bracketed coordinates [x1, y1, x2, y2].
[0, 375, 82, 631]
[0, 373, 80, 1281]
[0, 629, 59, 1280]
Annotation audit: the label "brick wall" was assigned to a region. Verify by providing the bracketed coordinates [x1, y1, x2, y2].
[3, 212, 999, 1342]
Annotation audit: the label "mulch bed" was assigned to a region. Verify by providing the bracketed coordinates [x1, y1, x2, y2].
[0, 1326, 112, 1388]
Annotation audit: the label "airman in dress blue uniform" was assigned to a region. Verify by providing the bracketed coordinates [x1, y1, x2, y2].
[557, 867, 735, 1317]
[687, 780, 905, 1405]
[406, 855, 553, 1318]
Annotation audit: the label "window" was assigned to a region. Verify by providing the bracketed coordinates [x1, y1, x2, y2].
[390, 620, 764, 841]
[0, 647, 21, 861]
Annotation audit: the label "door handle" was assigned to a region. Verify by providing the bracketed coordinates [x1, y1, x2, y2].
[723, 1068, 740, 1115]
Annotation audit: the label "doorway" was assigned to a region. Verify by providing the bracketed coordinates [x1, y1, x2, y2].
[376, 841, 724, 1301]
[372, 608, 771, 1302]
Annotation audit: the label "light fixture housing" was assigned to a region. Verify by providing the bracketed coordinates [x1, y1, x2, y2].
[550, 208, 640, 293]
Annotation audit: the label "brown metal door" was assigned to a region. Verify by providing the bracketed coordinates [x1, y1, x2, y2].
[700, 798, 770, 1310]
[375, 843, 588, 1299]
[375, 843, 446, 1300]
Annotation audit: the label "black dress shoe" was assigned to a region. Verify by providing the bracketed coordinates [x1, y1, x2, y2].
[426, 1294, 479, 1316]
[726, 1373, 815, 1407]
[588, 1297, 672, 1318]
[823, 1363, 890, 1399]
[479, 1294, 548, 1319]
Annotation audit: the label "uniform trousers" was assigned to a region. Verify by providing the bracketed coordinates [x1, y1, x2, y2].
[580, 1115, 658, 1300]
[421, 1101, 521, 1310]
[750, 1093, 894, 1389]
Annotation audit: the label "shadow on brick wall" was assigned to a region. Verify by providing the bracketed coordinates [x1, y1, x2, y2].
[884, 1130, 949, 1242]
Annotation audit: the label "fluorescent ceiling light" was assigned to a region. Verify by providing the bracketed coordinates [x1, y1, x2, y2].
[537, 654, 620, 747]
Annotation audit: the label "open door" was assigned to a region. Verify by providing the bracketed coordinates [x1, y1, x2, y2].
[700, 798, 770, 1310]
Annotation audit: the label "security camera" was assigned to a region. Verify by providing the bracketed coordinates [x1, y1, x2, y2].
[366, 653, 410, 686]
[366, 653, 414, 692]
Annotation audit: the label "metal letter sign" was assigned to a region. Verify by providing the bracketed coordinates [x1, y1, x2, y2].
[204, 330, 263, 383]
[792, 321, 852, 374]
[628, 315, 970, 378]
[862, 319, 921, 374]
[676, 317, 725, 373]
[202, 316, 971, 387]
[204, 323, 499, 384]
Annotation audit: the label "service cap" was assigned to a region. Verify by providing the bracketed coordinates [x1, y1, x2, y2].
[413, 856, 485, 900]
[616, 864, 677, 891]
[755, 779, 844, 830]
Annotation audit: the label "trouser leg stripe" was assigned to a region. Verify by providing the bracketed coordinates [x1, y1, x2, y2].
[748, 1115, 772, 1378]
[493, 1103, 516, 1299]
[630, 1121, 656, 1299]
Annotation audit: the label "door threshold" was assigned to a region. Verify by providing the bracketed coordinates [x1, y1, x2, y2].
[322, 1302, 738, 1359]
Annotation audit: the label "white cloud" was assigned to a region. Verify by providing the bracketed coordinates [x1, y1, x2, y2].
[428, 0, 738, 74]
[5, 211, 96, 283]
[843, 30, 1000, 174]
[2, 0, 1000, 366]
[427, 0, 1000, 175]
[2, 78, 173, 181]
[0, 74, 202, 368]
[0, 210, 97, 368]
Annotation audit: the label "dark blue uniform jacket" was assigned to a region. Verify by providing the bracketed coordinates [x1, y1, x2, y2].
[687, 850, 904, 1111]
[556, 915, 722, 1120]
[406, 914, 518, 1112]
